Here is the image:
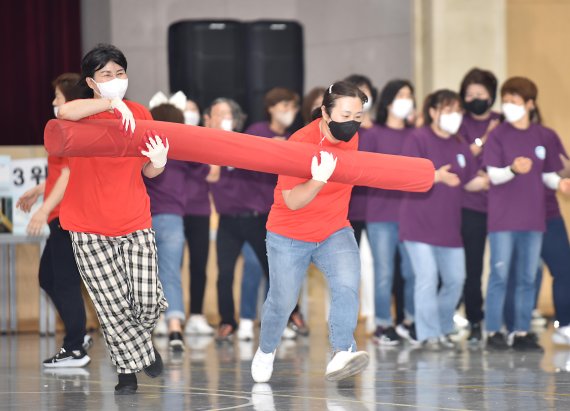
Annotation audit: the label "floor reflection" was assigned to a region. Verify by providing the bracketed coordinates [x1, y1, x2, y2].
[1, 325, 570, 410]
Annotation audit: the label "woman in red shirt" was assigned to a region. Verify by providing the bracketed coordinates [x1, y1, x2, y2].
[251, 81, 370, 383]
[57, 44, 169, 395]
[17, 73, 93, 368]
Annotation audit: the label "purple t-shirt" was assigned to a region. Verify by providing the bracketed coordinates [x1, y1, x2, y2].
[482, 122, 563, 232]
[458, 112, 501, 213]
[399, 126, 477, 247]
[543, 132, 567, 220]
[365, 126, 413, 223]
[184, 162, 211, 216]
[210, 167, 271, 215]
[244, 121, 291, 213]
[348, 124, 379, 221]
[144, 160, 188, 216]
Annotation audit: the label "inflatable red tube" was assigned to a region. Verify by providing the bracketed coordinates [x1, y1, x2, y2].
[44, 119, 434, 192]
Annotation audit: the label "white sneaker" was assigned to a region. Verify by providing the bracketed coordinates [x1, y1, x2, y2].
[251, 347, 276, 383]
[238, 319, 255, 341]
[553, 325, 570, 346]
[153, 315, 168, 337]
[251, 383, 276, 411]
[532, 309, 547, 326]
[325, 348, 369, 381]
[82, 335, 94, 351]
[453, 313, 469, 330]
[281, 326, 297, 340]
[184, 314, 215, 335]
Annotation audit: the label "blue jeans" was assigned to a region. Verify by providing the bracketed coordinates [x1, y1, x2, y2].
[259, 228, 361, 353]
[485, 231, 543, 333]
[404, 241, 466, 341]
[367, 222, 414, 326]
[153, 214, 185, 322]
[240, 242, 267, 320]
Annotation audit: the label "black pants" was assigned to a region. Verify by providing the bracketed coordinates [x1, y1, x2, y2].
[39, 218, 87, 351]
[460, 208, 487, 324]
[217, 213, 270, 328]
[183, 214, 211, 314]
[351, 220, 366, 245]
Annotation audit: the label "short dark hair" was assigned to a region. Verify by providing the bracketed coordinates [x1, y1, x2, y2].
[264, 87, 300, 119]
[150, 104, 184, 124]
[311, 81, 368, 120]
[79, 44, 128, 98]
[376, 79, 415, 126]
[52, 73, 84, 101]
[344, 74, 377, 102]
[459, 68, 498, 104]
[301, 87, 325, 124]
[422, 89, 462, 126]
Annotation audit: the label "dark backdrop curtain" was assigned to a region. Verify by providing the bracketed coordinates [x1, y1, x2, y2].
[1, 0, 81, 146]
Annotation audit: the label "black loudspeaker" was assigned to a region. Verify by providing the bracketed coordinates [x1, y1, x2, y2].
[168, 20, 247, 111]
[245, 20, 304, 126]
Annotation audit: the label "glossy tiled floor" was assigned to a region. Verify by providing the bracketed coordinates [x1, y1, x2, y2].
[2, 322, 570, 411]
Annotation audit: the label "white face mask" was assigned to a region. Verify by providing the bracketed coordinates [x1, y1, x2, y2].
[439, 112, 463, 135]
[53, 106, 59, 118]
[220, 118, 233, 131]
[274, 111, 295, 128]
[362, 97, 373, 112]
[390, 98, 414, 119]
[92, 77, 128, 100]
[502, 103, 526, 123]
[184, 110, 200, 126]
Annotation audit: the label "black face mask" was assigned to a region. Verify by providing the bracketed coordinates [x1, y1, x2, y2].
[328, 119, 361, 142]
[464, 98, 491, 116]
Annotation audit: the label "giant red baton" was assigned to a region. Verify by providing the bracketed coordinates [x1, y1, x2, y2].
[44, 119, 434, 192]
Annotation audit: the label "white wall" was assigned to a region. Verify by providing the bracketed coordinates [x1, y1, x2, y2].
[413, 0, 507, 103]
[81, 0, 413, 106]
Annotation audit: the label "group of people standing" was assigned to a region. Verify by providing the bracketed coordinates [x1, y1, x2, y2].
[342, 69, 570, 353]
[17, 42, 570, 394]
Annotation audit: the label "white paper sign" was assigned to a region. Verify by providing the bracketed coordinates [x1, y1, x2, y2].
[11, 158, 49, 235]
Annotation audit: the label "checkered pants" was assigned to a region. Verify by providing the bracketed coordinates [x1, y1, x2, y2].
[69, 229, 167, 373]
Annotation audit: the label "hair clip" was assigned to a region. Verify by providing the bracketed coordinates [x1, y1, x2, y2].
[329, 84, 333, 94]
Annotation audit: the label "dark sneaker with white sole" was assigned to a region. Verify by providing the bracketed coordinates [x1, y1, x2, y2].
[373, 326, 401, 346]
[169, 332, 185, 352]
[486, 332, 509, 351]
[43, 348, 91, 368]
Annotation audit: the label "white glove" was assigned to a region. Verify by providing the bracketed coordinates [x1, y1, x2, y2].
[111, 97, 136, 135]
[141, 135, 169, 168]
[311, 151, 337, 183]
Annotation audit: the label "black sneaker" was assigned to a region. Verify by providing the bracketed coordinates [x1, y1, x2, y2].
[512, 333, 544, 352]
[486, 332, 509, 351]
[373, 326, 401, 346]
[43, 348, 91, 368]
[169, 332, 184, 352]
[143, 346, 163, 378]
[396, 323, 419, 346]
[115, 372, 137, 395]
[468, 323, 482, 344]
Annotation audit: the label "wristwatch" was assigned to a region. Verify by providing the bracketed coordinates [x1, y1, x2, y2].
[474, 137, 484, 148]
